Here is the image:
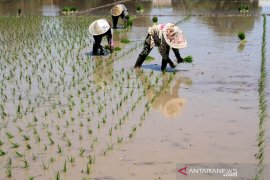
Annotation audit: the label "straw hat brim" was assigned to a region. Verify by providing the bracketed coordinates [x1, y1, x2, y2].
[111, 4, 124, 16]
[163, 23, 187, 49]
[89, 19, 110, 36]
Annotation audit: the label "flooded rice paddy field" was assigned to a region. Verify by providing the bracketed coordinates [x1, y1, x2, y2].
[0, 0, 270, 180]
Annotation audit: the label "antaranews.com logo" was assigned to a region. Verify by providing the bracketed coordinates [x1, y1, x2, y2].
[176, 163, 270, 179]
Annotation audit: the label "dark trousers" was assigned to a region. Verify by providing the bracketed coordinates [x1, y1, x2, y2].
[93, 35, 104, 55]
[134, 35, 175, 71]
[112, 12, 126, 29]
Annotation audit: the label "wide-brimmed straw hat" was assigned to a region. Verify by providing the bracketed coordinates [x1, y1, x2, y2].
[111, 4, 124, 16]
[162, 23, 187, 49]
[89, 19, 110, 36]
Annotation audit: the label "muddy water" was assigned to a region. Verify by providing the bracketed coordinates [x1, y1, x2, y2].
[91, 2, 270, 180]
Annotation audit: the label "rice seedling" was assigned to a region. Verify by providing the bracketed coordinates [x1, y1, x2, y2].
[117, 137, 123, 143]
[11, 142, 19, 149]
[57, 145, 62, 154]
[238, 4, 249, 13]
[121, 39, 131, 44]
[63, 160, 67, 172]
[183, 56, 193, 63]
[15, 151, 23, 158]
[152, 16, 158, 23]
[145, 56, 155, 62]
[68, 156, 75, 163]
[6, 132, 14, 139]
[26, 144, 32, 150]
[79, 148, 85, 157]
[0, 149, 6, 156]
[136, 4, 144, 12]
[23, 159, 29, 169]
[32, 154, 37, 161]
[48, 137, 54, 145]
[5, 166, 12, 178]
[55, 171, 60, 180]
[22, 134, 30, 141]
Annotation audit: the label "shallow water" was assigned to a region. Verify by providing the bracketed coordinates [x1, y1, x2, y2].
[0, 0, 270, 180]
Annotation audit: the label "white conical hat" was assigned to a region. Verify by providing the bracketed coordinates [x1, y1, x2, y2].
[162, 23, 187, 49]
[111, 4, 124, 16]
[89, 19, 110, 36]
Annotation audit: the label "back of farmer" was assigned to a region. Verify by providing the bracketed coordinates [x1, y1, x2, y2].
[134, 23, 187, 71]
[89, 19, 113, 55]
[110, 4, 128, 29]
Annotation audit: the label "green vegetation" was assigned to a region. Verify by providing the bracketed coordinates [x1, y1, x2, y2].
[145, 56, 155, 62]
[121, 38, 131, 43]
[136, 4, 144, 12]
[238, 32, 246, 41]
[184, 56, 193, 63]
[152, 16, 158, 23]
[238, 4, 249, 13]
[63, 6, 77, 12]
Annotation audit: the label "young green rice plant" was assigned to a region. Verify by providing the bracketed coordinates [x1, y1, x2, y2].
[55, 171, 60, 180]
[6, 132, 14, 139]
[136, 4, 144, 12]
[79, 134, 83, 140]
[145, 56, 155, 62]
[11, 142, 19, 149]
[22, 134, 30, 141]
[26, 144, 31, 150]
[238, 4, 249, 13]
[63, 160, 67, 172]
[48, 136, 54, 145]
[5, 166, 12, 178]
[121, 38, 131, 43]
[0, 149, 6, 156]
[237, 32, 246, 41]
[36, 135, 41, 143]
[79, 148, 85, 157]
[66, 138, 72, 147]
[15, 151, 23, 158]
[23, 159, 29, 169]
[57, 145, 62, 154]
[32, 153, 37, 161]
[69, 156, 75, 163]
[117, 136, 123, 143]
[152, 16, 158, 23]
[183, 56, 193, 63]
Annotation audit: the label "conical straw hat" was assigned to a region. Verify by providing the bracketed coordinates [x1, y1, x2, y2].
[89, 19, 110, 36]
[111, 4, 124, 16]
[163, 23, 187, 49]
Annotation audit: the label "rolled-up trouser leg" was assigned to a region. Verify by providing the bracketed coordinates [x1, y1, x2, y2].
[112, 16, 119, 29]
[161, 59, 168, 71]
[93, 43, 99, 55]
[134, 39, 152, 68]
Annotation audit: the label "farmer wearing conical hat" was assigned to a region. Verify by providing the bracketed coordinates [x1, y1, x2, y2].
[134, 23, 187, 71]
[111, 4, 128, 29]
[89, 19, 113, 55]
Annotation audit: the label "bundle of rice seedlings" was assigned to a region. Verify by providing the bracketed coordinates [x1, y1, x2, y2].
[183, 56, 193, 63]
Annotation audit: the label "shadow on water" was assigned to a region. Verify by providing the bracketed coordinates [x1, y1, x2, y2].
[141, 64, 181, 72]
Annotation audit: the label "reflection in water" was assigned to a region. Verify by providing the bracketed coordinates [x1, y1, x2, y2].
[91, 55, 114, 88]
[0, 0, 117, 16]
[137, 70, 192, 118]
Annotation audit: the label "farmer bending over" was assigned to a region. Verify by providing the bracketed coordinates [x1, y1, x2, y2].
[111, 4, 128, 29]
[134, 23, 187, 71]
[89, 19, 113, 55]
